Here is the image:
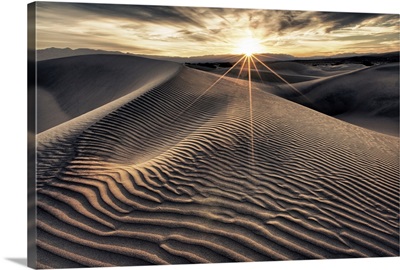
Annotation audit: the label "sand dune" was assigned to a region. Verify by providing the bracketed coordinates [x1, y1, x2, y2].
[37, 55, 180, 133]
[252, 63, 399, 136]
[35, 55, 399, 268]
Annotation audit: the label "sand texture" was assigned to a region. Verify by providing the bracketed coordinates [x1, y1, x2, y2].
[35, 55, 399, 268]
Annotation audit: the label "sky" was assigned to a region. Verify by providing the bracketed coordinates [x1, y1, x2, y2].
[35, 2, 399, 57]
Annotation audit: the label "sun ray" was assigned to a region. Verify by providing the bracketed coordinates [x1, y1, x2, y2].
[171, 54, 247, 122]
[235, 56, 247, 84]
[201, 54, 246, 96]
[130, 55, 248, 147]
[219, 54, 246, 62]
[247, 56, 255, 165]
[250, 56, 264, 84]
[252, 55, 314, 105]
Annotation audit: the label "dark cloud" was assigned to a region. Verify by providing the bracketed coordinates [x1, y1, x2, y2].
[209, 29, 222, 35]
[186, 34, 210, 42]
[249, 17, 261, 30]
[319, 12, 382, 32]
[176, 29, 228, 43]
[276, 11, 313, 32]
[84, 31, 113, 37]
[366, 14, 399, 28]
[40, 2, 207, 28]
[265, 10, 391, 34]
[336, 32, 399, 41]
[177, 29, 194, 35]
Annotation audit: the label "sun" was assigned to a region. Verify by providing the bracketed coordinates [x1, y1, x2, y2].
[235, 37, 263, 56]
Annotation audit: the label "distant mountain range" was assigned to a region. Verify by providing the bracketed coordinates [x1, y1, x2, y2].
[36, 47, 399, 63]
[36, 47, 296, 62]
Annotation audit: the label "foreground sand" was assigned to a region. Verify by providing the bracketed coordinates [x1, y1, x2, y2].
[35, 55, 399, 268]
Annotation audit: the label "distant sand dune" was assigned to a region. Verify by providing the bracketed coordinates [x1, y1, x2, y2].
[254, 63, 399, 136]
[35, 55, 399, 268]
[211, 61, 365, 84]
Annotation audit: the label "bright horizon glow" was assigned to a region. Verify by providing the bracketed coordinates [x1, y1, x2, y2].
[234, 37, 264, 56]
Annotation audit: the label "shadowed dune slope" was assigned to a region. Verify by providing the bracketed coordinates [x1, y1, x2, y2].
[36, 56, 399, 268]
[263, 63, 399, 136]
[37, 54, 180, 133]
[298, 63, 399, 117]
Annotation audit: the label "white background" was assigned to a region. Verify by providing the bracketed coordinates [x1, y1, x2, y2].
[1, 0, 399, 269]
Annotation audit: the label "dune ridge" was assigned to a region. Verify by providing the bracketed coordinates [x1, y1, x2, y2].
[35, 55, 399, 268]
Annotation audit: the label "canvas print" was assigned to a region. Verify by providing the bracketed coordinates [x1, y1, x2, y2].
[28, 1, 399, 269]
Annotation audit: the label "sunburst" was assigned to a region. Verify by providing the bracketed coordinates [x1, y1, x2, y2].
[179, 38, 311, 167]
[234, 37, 263, 57]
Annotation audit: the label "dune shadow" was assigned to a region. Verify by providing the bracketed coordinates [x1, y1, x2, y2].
[6, 258, 27, 266]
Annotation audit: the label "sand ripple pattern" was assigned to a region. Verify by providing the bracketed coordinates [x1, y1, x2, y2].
[36, 67, 399, 268]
